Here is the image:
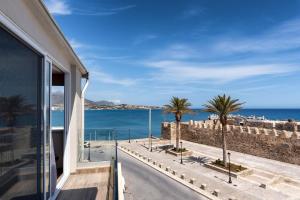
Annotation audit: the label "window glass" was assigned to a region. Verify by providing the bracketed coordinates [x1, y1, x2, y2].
[0, 26, 42, 199]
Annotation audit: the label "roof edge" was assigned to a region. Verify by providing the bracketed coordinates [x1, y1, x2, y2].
[38, 0, 88, 74]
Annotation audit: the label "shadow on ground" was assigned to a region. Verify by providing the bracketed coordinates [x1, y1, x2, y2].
[184, 156, 210, 164]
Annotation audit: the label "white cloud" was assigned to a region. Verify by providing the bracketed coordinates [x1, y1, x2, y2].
[91, 70, 136, 86]
[69, 39, 86, 49]
[83, 54, 130, 61]
[133, 34, 158, 45]
[146, 18, 300, 63]
[71, 5, 136, 16]
[45, 0, 72, 15]
[144, 60, 298, 83]
[154, 44, 200, 60]
[44, 1, 135, 16]
[137, 17, 300, 86]
[182, 7, 204, 18]
[213, 18, 300, 54]
[109, 5, 136, 12]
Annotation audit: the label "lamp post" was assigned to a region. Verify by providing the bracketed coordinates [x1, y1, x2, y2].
[114, 130, 119, 199]
[148, 108, 152, 152]
[88, 131, 91, 161]
[150, 134, 153, 152]
[228, 152, 232, 184]
[115, 131, 118, 162]
[128, 128, 131, 143]
[180, 141, 183, 164]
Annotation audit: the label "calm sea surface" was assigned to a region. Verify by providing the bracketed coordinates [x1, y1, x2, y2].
[52, 109, 300, 140]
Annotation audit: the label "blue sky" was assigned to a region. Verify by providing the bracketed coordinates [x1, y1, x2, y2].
[45, 0, 300, 108]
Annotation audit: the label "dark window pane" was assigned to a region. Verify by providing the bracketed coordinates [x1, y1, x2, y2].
[0, 26, 42, 199]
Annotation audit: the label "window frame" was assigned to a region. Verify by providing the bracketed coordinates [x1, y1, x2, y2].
[0, 10, 72, 200]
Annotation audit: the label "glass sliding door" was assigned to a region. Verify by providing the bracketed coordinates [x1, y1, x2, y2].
[0, 25, 44, 199]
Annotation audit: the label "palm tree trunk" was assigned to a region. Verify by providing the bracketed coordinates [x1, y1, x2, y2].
[176, 121, 180, 151]
[222, 124, 227, 167]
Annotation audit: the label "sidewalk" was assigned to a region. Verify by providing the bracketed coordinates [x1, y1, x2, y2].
[181, 140, 300, 181]
[119, 139, 300, 200]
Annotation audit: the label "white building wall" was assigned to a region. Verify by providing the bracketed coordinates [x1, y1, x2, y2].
[69, 66, 83, 173]
[0, 0, 85, 73]
[0, 0, 85, 174]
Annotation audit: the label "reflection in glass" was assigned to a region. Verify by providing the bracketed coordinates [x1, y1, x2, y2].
[0, 26, 42, 199]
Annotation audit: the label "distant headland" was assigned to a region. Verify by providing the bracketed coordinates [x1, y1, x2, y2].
[51, 92, 161, 110]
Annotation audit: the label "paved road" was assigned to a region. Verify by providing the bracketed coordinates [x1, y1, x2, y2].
[118, 150, 206, 200]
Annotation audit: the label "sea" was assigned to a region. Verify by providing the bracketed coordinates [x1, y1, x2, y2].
[52, 109, 300, 140]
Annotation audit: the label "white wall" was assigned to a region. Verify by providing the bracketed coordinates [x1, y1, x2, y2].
[69, 66, 83, 173]
[0, 0, 83, 73]
[0, 0, 85, 173]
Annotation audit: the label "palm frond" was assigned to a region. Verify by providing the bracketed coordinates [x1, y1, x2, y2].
[163, 97, 193, 121]
[202, 94, 244, 124]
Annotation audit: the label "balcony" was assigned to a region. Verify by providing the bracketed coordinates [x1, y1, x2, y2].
[53, 128, 123, 200]
[57, 163, 111, 200]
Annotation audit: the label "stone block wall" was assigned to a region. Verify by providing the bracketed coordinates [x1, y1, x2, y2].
[161, 120, 300, 165]
[161, 122, 176, 140]
[228, 119, 299, 131]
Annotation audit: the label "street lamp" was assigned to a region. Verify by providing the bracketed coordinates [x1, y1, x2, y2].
[115, 131, 118, 162]
[88, 131, 91, 161]
[128, 128, 131, 143]
[148, 108, 152, 152]
[114, 129, 119, 199]
[150, 133, 153, 152]
[228, 152, 232, 184]
[180, 141, 183, 164]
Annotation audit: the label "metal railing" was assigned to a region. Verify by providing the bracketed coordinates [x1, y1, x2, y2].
[79, 128, 130, 199]
[78, 129, 112, 163]
[78, 127, 159, 163]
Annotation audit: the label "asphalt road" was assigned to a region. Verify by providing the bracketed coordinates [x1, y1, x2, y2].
[118, 150, 206, 200]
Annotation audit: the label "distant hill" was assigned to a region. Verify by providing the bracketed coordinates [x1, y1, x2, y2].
[94, 100, 115, 106]
[52, 92, 64, 105]
[52, 92, 114, 107]
[51, 92, 160, 110]
[84, 99, 115, 107]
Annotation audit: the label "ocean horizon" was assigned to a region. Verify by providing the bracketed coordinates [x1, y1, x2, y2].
[52, 109, 300, 140]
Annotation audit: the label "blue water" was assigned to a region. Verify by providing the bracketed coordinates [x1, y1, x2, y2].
[52, 109, 300, 140]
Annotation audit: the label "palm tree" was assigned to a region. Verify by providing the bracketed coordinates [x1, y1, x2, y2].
[164, 97, 193, 151]
[0, 95, 33, 127]
[203, 94, 243, 166]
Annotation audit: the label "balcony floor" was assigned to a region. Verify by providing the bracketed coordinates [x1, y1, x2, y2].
[57, 164, 111, 200]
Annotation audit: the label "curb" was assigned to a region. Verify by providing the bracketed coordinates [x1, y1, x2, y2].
[119, 146, 220, 200]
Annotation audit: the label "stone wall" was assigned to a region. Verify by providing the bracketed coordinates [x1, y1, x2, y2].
[161, 120, 300, 165]
[227, 119, 299, 131]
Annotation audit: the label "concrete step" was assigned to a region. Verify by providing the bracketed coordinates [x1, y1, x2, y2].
[272, 182, 300, 197]
[254, 169, 275, 179]
[243, 174, 270, 185]
[75, 163, 111, 174]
